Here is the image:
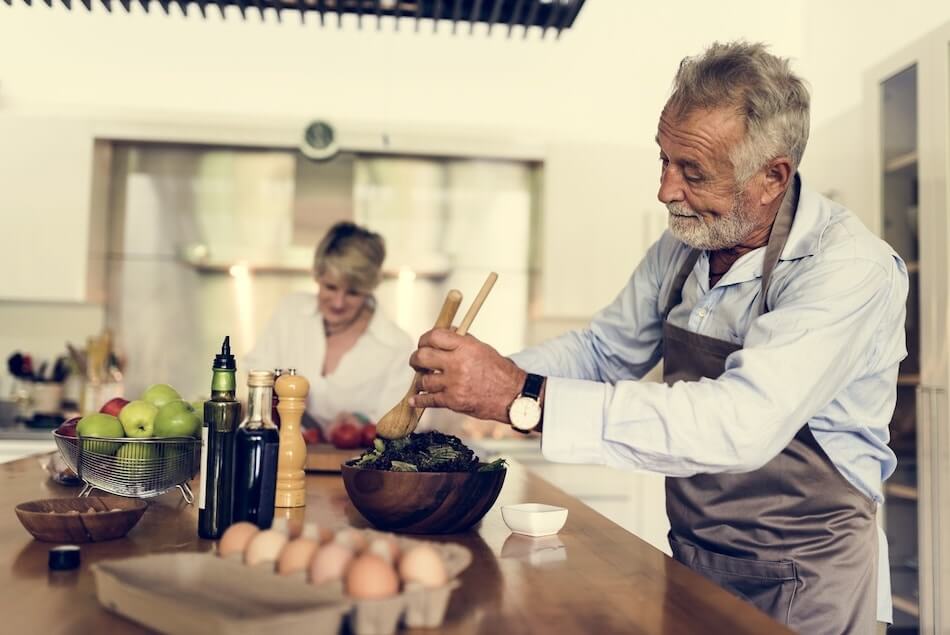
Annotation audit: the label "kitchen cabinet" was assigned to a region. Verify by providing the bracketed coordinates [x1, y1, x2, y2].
[866, 21, 950, 634]
[0, 117, 106, 303]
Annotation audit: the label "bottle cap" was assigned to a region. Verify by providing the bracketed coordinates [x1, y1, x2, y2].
[248, 370, 276, 387]
[48, 545, 81, 571]
[213, 336, 236, 371]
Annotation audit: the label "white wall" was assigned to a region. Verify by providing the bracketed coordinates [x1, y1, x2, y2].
[798, 1, 950, 226]
[0, 0, 806, 366]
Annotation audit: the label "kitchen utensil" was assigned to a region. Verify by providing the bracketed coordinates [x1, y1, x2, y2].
[15, 496, 147, 543]
[500, 503, 569, 537]
[341, 463, 507, 534]
[400, 271, 498, 433]
[53, 432, 201, 503]
[376, 289, 463, 440]
[455, 271, 498, 336]
[52, 357, 70, 383]
[65, 342, 87, 376]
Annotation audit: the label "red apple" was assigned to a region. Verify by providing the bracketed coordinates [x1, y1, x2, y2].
[329, 422, 362, 450]
[360, 423, 376, 448]
[99, 397, 130, 418]
[56, 417, 80, 438]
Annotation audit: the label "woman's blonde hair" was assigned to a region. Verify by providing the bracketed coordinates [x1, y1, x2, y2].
[313, 222, 385, 293]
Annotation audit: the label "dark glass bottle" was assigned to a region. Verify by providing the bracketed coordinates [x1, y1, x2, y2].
[232, 370, 280, 529]
[198, 337, 241, 540]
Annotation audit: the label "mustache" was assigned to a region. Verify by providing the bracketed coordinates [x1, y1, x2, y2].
[667, 203, 699, 218]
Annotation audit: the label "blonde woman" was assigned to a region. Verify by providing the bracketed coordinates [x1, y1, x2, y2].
[245, 222, 414, 434]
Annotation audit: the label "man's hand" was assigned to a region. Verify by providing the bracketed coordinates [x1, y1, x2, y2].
[408, 328, 525, 423]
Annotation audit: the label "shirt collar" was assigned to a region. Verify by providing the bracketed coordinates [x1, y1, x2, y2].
[710, 173, 827, 287]
[300, 296, 394, 344]
[780, 174, 828, 261]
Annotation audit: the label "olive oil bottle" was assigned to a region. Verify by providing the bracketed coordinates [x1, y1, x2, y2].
[198, 337, 241, 540]
[232, 370, 280, 529]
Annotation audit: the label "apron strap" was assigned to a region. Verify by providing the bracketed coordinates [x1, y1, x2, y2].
[757, 175, 800, 314]
[662, 249, 702, 320]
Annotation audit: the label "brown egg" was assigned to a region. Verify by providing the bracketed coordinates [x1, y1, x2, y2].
[309, 542, 354, 585]
[245, 528, 289, 566]
[345, 554, 400, 599]
[218, 522, 260, 558]
[398, 544, 448, 588]
[277, 537, 320, 576]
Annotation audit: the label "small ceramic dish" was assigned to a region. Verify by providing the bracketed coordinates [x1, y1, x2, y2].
[501, 503, 568, 537]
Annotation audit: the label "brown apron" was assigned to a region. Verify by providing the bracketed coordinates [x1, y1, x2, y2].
[663, 178, 878, 634]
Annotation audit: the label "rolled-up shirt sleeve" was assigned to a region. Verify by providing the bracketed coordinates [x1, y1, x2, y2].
[539, 254, 906, 476]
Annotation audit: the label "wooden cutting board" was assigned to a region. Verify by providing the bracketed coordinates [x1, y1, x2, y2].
[304, 445, 363, 473]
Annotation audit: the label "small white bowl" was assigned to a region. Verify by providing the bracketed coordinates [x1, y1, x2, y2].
[501, 503, 568, 537]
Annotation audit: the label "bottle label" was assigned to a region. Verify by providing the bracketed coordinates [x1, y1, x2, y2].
[198, 426, 209, 510]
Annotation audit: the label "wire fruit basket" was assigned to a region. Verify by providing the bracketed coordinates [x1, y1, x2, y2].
[53, 432, 201, 504]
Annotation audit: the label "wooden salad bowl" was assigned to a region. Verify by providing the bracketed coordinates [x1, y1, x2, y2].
[341, 464, 507, 534]
[15, 496, 147, 543]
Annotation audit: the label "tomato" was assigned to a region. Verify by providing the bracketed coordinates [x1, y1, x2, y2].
[360, 423, 376, 447]
[330, 422, 363, 450]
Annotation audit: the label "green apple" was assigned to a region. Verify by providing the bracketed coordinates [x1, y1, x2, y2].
[190, 400, 206, 416]
[141, 383, 181, 409]
[118, 400, 158, 438]
[115, 443, 159, 481]
[76, 413, 124, 455]
[115, 442, 159, 461]
[154, 400, 202, 438]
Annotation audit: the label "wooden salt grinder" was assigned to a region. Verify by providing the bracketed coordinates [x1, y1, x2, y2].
[275, 369, 309, 508]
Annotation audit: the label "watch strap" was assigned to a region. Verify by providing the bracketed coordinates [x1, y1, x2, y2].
[522, 373, 544, 400]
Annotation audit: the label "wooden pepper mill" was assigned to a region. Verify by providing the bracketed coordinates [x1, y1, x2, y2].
[275, 368, 309, 508]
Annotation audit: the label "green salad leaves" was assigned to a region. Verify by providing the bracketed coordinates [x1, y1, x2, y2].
[349, 432, 507, 473]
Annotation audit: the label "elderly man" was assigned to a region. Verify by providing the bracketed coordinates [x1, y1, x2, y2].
[408, 41, 906, 633]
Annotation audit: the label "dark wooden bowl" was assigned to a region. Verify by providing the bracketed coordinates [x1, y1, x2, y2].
[15, 496, 147, 543]
[341, 464, 507, 534]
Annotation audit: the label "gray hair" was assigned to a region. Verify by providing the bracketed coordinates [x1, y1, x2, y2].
[313, 221, 386, 293]
[665, 41, 810, 185]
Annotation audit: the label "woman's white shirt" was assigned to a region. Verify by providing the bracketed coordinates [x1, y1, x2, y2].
[244, 292, 415, 428]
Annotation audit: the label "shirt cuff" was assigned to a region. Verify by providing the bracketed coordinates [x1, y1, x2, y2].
[540, 377, 608, 465]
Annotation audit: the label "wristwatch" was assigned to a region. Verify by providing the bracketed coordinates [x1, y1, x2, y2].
[508, 373, 545, 432]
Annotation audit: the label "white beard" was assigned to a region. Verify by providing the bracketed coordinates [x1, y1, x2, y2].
[667, 195, 758, 250]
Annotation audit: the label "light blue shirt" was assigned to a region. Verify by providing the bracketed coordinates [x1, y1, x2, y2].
[512, 181, 907, 622]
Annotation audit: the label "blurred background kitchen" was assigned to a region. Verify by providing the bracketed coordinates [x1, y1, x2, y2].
[2, 2, 950, 632]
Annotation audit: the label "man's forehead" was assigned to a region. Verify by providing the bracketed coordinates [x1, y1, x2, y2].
[655, 107, 745, 156]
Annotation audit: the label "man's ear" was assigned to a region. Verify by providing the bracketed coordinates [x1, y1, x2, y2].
[760, 157, 793, 205]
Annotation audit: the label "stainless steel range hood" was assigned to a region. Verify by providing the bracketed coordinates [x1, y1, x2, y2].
[5, 0, 586, 38]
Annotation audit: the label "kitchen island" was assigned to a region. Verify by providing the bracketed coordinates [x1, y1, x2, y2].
[0, 453, 789, 634]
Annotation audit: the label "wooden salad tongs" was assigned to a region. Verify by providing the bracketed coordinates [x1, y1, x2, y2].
[376, 272, 499, 440]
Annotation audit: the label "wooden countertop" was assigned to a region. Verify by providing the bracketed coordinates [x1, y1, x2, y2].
[0, 453, 790, 634]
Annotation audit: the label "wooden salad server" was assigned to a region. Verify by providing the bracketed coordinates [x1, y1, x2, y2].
[376, 289, 463, 439]
[376, 272, 498, 440]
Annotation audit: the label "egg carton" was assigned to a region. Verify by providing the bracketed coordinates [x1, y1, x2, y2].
[235, 530, 472, 635]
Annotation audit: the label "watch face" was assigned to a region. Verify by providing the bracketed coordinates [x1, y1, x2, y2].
[509, 396, 541, 431]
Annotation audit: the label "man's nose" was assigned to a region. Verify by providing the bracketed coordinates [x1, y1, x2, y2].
[657, 167, 685, 205]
